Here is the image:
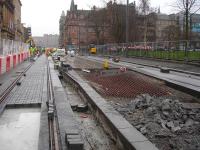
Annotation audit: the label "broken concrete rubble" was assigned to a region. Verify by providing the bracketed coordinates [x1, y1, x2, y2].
[110, 94, 200, 150]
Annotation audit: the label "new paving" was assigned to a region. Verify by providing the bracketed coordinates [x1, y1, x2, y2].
[5, 56, 47, 106]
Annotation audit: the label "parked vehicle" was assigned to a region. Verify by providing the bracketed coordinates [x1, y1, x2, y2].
[52, 49, 66, 60]
[70, 50, 75, 57]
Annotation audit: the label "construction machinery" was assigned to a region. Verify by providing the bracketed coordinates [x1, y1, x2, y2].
[88, 44, 97, 54]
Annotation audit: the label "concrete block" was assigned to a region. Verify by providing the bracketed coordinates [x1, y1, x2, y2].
[65, 129, 79, 136]
[131, 140, 158, 150]
[48, 110, 54, 119]
[160, 67, 170, 73]
[66, 134, 82, 143]
[70, 103, 78, 111]
[67, 139, 84, 150]
[76, 104, 88, 112]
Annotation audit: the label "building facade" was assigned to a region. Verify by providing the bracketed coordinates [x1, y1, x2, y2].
[13, 0, 23, 41]
[156, 13, 179, 42]
[0, 0, 15, 40]
[33, 34, 59, 48]
[63, 0, 114, 48]
[135, 13, 157, 42]
[0, 1, 2, 40]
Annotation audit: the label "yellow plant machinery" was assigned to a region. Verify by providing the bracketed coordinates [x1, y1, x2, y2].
[89, 44, 97, 54]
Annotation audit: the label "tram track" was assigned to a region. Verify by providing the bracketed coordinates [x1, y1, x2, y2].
[0, 63, 33, 113]
[47, 60, 61, 150]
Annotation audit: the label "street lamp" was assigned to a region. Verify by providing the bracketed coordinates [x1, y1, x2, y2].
[125, 0, 129, 57]
[126, 0, 129, 43]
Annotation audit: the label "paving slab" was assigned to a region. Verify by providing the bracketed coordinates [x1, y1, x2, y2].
[6, 55, 47, 106]
[0, 61, 31, 96]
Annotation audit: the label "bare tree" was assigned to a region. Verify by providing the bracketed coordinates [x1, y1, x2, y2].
[138, 0, 151, 43]
[162, 25, 179, 41]
[106, 1, 137, 43]
[107, 3, 126, 43]
[88, 6, 106, 44]
[174, 0, 200, 40]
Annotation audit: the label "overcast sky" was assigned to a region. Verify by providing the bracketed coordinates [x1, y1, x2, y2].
[21, 0, 176, 36]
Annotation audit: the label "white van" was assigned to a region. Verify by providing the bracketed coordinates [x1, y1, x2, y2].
[52, 49, 66, 60]
[56, 49, 66, 56]
[70, 50, 75, 57]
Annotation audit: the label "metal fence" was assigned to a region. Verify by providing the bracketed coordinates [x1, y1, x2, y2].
[0, 39, 29, 56]
[80, 40, 200, 61]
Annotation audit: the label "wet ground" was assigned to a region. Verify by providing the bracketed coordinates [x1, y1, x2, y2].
[0, 108, 41, 150]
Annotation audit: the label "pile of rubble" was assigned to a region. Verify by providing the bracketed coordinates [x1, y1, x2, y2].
[111, 94, 200, 150]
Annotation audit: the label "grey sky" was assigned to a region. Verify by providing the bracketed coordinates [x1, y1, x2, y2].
[21, 0, 176, 36]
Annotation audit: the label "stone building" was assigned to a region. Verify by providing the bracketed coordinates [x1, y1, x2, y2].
[135, 13, 157, 42]
[13, 0, 23, 41]
[33, 34, 59, 48]
[0, 0, 15, 40]
[156, 13, 179, 42]
[63, 0, 114, 48]
[0, 1, 2, 40]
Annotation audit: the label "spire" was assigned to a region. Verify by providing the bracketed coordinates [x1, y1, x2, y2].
[70, 0, 75, 11]
[61, 11, 65, 17]
[158, 6, 161, 14]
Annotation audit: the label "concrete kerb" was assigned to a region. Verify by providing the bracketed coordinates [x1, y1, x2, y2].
[38, 62, 49, 150]
[49, 60, 83, 150]
[121, 59, 200, 77]
[118, 55, 200, 67]
[62, 70, 158, 150]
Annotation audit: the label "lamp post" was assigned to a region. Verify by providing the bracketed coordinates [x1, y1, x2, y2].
[126, 0, 129, 43]
[125, 0, 129, 57]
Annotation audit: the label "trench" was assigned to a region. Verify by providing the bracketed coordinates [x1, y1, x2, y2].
[60, 79, 117, 150]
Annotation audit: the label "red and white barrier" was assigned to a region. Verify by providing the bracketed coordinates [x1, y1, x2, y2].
[6, 55, 11, 72]
[0, 51, 31, 75]
[13, 54, 17, 68]
[23, 52, 26, 60]
[10, 55, 13, 69]
[21, 52, 24, 62]
[18, 53, 21, 63]
[0, 57, 6, 74]
[0, 57, 2, 75]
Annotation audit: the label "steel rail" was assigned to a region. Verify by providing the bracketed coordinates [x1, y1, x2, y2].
[47, 60, 61, 150]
